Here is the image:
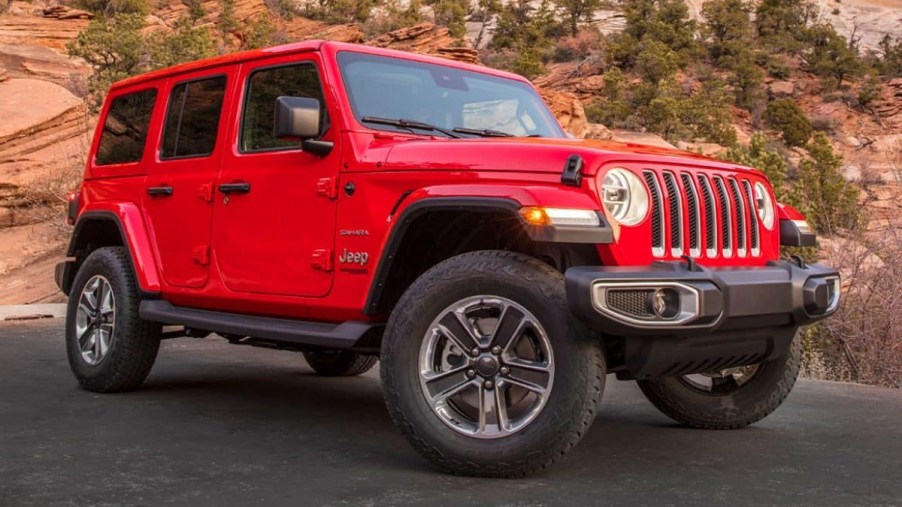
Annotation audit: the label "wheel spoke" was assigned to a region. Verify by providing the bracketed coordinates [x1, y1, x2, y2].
[78, 323, 95, 350]
[477, 384, 500, 433]
[98, 324, 113, 356]
[99, 281, 114, 314]
[437, 311, 480, 353]
[488, 304, 526, 352]
[505, 363, 551, 394]
[495, 383, 510, 432]
[423, 366, 473, 402]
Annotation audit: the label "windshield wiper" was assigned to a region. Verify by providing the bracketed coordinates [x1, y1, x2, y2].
[452, 127, 514, 138]
[361, 116, 460, 138]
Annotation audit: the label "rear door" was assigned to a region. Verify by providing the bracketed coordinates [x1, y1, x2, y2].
[211, 54, 339, 297]
[143, 69, 233, 288]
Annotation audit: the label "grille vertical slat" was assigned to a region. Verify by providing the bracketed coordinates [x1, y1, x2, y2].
[728, 178, 748, 256]
[714, 176, 733, 258]
[644, 171, 665, 256]
[697, 175, 717, 257]
[681, 173, 701, 256]
[663, 172, 683, 256]
[742, 180, 761, 254]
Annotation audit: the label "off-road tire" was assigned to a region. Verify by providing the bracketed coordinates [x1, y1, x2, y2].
[303, 350, 377, 376]
[637, 335, 802, 429]
[380, 250, 605, 478]
[66, 247, 161, 392]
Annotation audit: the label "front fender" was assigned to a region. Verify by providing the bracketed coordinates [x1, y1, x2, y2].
[68, 203, 161, 294]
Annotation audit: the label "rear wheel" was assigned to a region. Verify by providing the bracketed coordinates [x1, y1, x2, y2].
[380, 251, 605, 477]
[637, 335, 802, 429]
[303, 350, 377, 377]
[65, 247, 161, 393]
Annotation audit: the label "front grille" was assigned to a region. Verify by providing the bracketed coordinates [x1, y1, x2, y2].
[606, 289, 654, 318]
[643, 170, 763, 260]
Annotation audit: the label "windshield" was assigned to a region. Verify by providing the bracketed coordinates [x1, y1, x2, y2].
[337, 52, 565, 139]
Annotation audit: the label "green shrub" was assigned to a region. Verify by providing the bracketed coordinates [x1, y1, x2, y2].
[804, 23, 863, 87]
[73, 0, 150, 16]
[875, 35, 902, 77]
[300, 0, 376, 23]
[725, 133, 789, 200]
[858, 74, 882, 107]
[762, 98, 813, 147]
[67, 13, 217, 109]
[791, 133, 862, 234]
[426, 0, 470, 39]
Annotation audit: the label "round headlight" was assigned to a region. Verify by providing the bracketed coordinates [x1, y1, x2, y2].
[754, 182, 776, 229]
[602, 168, 648, 226]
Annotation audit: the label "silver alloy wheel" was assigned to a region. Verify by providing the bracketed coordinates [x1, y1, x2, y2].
[418, 296, 554, 439]
[75, 275, 116, 366]
[679, 364, 761, 395]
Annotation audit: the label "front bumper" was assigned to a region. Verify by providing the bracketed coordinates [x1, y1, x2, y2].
[565, 260, 840, 378]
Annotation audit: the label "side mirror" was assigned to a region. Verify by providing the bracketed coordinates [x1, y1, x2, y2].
[274, 96, 321, 140]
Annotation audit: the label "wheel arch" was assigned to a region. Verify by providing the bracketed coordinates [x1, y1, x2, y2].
[364, 197, 604, 316]
[61, 207, 161, 296]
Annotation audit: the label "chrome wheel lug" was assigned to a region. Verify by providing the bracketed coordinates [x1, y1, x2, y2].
[471, 347, 480, 357]
[466, 369, 476, 378]
[491, 346, 502, 355]
[500, 366, 510, 375]
[483, 380, 494, 390]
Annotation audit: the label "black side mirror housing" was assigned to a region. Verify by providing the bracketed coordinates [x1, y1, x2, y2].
[274, 96, 322, 140]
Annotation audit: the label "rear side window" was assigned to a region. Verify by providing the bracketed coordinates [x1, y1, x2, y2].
[241, 63, 325, 152]
[161, 76, 227, 159]
[95, 89, 157, 166]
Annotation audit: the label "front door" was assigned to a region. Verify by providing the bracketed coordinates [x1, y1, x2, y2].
[143, 69, 232, 288]
[211, 55, 339, 297]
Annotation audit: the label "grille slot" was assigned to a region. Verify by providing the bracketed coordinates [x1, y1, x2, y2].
[644, 171, 665, 256]
[742, 180, 761, 254]
[728, 178, 748, 256]
[663, 172, 683, 256]
[606, 289, 654, 318]
[697, 175, 718, 257]
[713, 176, 733, 258]
[681, 173, 701, 256]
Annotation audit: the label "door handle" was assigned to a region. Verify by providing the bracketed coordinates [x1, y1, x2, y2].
[147, 186, 173, 197]
[218, 182, 251, 194]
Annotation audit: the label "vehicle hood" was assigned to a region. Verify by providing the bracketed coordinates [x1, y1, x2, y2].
[380, 137, 755, 176]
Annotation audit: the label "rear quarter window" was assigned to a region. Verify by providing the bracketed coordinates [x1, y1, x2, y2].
[95, 89, 157, 166]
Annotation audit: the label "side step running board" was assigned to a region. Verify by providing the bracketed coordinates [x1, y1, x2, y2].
[139, 300, 383, 352]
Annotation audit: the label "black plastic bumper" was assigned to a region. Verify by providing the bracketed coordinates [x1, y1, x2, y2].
[565, 260, 840, 379]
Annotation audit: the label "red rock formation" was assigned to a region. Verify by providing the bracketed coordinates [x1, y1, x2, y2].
[367, 23, 478, 64]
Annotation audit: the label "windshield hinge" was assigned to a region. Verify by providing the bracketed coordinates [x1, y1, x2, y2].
[316, 177, 339, 200]
[561, 155, 584, 187]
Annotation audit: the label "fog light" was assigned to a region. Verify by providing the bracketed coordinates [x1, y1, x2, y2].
[648, 288, 680, 319]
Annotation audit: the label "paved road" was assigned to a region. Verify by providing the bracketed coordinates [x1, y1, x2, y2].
[1, 320, 901, 506]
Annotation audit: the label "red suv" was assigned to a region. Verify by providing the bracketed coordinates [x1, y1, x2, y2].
[56, 41, 840, 477]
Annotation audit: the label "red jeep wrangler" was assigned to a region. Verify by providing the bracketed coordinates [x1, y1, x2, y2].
[56, 41, 840, 477]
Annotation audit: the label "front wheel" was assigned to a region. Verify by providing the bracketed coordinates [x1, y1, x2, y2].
[380, 251, 605, 478]
[637, 335, 802, 429]
[65, 247, 161, 393]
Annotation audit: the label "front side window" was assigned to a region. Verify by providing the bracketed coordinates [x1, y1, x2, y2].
[95, 89, 157, 166]
[337, 52, 564, 138]
[161, 76, 227, 159]
[241, 63, 326, 152]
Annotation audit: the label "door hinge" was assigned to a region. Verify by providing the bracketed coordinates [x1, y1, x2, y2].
[312, 249, 333, 272]
[192, 245, 210, 266]
[316, 177, 339, 200]
[198, 182, 214, 203]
